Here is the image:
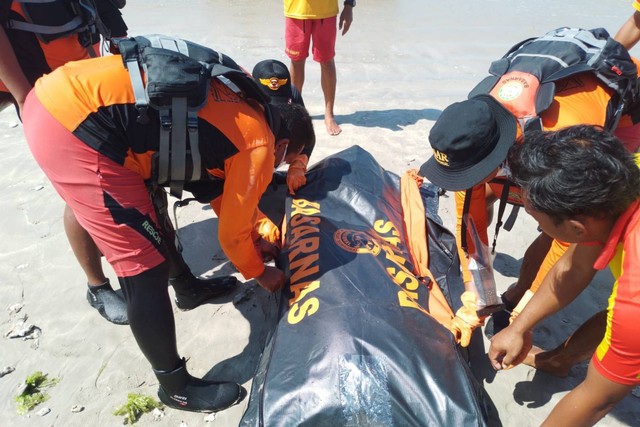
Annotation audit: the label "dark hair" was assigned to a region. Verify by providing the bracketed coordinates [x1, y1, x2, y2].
[276, 103, 315, 156]
[507, 125, 640, 224]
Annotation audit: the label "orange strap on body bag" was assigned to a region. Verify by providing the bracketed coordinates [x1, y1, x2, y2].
[400, 170, 454, 329]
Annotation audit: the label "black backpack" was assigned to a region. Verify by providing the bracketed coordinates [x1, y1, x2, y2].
[6, 0, 110, 50]
[117, 35, 273, 199]
[463, 27, 638, 255]
[469, 27, 638, 132]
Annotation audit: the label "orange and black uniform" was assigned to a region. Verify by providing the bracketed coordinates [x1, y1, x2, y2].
[25, 54, 276, 280]
[0, 0, 127, 93]
[457, 69, 640, 286]
[24, 51, 280, 378]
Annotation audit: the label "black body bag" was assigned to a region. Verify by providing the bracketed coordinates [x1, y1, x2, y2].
[240, 146, 500, 427]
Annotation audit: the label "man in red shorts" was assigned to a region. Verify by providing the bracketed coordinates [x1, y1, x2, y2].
[1, 2, 238, 326]
[0, 0, 128, 112]
[21, 43, 315, 412]
[284, 0, 355, 135]
[0, 0, 134, 323]
[488, 125, 640, 426]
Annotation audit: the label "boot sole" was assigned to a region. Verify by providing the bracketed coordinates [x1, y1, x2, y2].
[158, 384, 245, 413]
[86, 291, 129, 325]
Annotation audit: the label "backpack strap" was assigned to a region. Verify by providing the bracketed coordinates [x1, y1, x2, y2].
[146, 36, 201, 198]
[119, 39, 150, 123]
[118, 35, 271, 200]
[468, 75, 499, 99]
[169, 97, 187, 198]
[8, 0, 109, 50]
[147, 34, 189, 55]
[6, 14, 84, 35]
[157, 107, 171, 185]
[187, 109, 201, 182]
[461, 178, 521, 257]
[490, 180, 511, 255]
[460, 187, 473, 256]
[503, 205, 520, 232]
[210, 63, 271, 105]
[119, 35, 205, 199]
[209, 62, 277, 136]
[534, 81, 555, 118]
[161, 95, 202, 198]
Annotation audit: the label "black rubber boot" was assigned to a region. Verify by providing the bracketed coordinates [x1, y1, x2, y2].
[154, 359, 243, 413]
[86, 279, 129, 325]
[170, 270, 239, 311]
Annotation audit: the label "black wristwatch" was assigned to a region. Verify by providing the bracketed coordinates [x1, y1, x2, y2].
[344, 0, 355, 7]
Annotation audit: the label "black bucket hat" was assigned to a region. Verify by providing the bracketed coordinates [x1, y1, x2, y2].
[419, 95, 517, 191]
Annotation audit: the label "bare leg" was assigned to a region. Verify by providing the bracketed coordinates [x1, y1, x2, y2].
[65, 204, 128, 324]
[487, 231, 553, 336]
[63, 204, 107, 286]
[289, 59, 306, 93]
[503, 232, 553, 305]
[523, 310, 607, 377]
[320, 59, 341, 136]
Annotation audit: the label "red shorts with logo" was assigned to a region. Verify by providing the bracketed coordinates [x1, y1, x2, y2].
[23, 91, 166, 278]
[285, 16, 336, 63]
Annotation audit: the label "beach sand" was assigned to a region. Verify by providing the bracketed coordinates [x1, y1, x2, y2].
[1, 0, 639, 425]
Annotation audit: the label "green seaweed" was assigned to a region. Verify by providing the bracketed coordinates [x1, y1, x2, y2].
[15, 371, 60, 415]
[113, 393, 163, 424]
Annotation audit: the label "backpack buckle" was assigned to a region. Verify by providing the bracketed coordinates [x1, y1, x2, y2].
[187, 115, 198, 131]
[136, 106, 150, 125]
[160, 111, 172, 130]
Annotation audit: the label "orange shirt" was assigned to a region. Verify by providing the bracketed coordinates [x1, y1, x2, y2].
[35, 55, 275, 280]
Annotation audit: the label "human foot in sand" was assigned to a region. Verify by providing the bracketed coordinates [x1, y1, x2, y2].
[523, 346, 572, 377]
[325, 114, 341, 136]
[522, 310, 607, 377]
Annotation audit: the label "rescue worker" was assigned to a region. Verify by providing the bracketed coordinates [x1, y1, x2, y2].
[489, 125, 640, 427]
[0, 0, 135, 323]
[1, 0, 128, 112]
[21, 46, 315, 412]
[1, 1, 237, 326]
[419, 28, 640, 357]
